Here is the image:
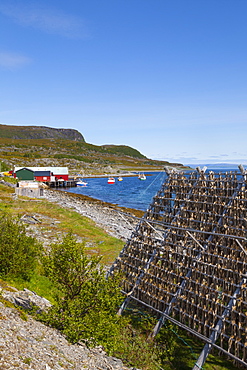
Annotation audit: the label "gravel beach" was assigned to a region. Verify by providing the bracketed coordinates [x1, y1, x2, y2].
[43, 188, 142, 241]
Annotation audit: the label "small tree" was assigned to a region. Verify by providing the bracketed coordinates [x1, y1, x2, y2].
[0, 213, 42, 280]
[0, 161, 9, 172]
[42, 233, 125, 353]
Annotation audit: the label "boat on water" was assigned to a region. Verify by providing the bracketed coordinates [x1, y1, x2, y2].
[108, 177, 115, 184]
[138, 173, 146, 180]
[118, 176, 123, 181]
[76, 179, 88, 186]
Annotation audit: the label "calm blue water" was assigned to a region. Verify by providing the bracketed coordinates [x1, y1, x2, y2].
[63, 172, 168, 211]
[61, 165, 242, 211]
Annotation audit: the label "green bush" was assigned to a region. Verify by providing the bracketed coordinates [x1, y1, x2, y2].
[0, 161, 9, 171]
[40, 233, 180, 368]
[114, 324, 162, 369]
[42, 233, 126, 352]
[114, 308, 177, 370]
[0, 213, 42, 280]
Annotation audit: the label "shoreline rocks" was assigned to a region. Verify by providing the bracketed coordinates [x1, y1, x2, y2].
[43, 189, 141, 241]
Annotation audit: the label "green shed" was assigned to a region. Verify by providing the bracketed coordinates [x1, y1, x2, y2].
[15, 167, 34, 180]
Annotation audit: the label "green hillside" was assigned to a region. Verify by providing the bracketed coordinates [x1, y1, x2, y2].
[0, 124, 186, 175]
[101, 144, 146, 159]
[0, 124, 84, 141]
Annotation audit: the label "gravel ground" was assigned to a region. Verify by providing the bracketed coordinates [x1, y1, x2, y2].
[43, 189, 140, 241]
[0, 285, 138, 370]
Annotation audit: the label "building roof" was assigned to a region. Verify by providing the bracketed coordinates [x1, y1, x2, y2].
[14, 167, 68, 175]
[34, 171, 51, 176]
[15, 167, 34, 173]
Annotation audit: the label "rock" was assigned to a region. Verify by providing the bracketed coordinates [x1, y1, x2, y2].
[2, 288, 52, 312]
[43, 189, 139, 241]
[0, 179, 16, 187]
[0, 285, 135, 370]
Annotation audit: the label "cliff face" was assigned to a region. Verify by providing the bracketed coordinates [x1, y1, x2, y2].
[0, 124, 85, 141]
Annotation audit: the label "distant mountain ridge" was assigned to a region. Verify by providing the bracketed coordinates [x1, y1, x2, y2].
[101, 144, 146, 159]
[0, 123, 185, 173]
[188, 163, 241, 169]
[0, 123, 146, 159]
[0, 124, 84, 141]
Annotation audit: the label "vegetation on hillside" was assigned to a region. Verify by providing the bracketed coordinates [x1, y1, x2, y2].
[0, 124, 186, 175]
[41, 233, 126, 353]
[101, 144, 146, 159]
[0, 160, 9, 171]
[0, 214, 41, 280]
[0, 124, 84, 141]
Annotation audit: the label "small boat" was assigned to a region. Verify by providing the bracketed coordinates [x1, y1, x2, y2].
[118, 176, 123, 181]
[138, 173, 146, 180]
[108, 177, 115, 184]
[76, 179, 88, 186]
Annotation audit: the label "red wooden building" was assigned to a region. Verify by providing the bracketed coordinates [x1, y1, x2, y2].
[14, 167, 69, 181]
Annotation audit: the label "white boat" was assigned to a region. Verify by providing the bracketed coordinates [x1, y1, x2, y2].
[76, 179, 88, 186]
[108, 177, 115, 184]
[118, 176, 123, 181]
[138, 173, 146, 180]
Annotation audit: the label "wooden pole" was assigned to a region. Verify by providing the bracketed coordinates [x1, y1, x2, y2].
[193, 276, 247, 370]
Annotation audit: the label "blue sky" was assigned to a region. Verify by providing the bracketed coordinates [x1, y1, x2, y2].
[1, 0, 247, 165]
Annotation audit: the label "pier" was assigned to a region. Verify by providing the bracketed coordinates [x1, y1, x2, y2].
[45, 179, 77, 188]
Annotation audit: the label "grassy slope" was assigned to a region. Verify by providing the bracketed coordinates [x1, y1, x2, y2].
[0, 135, 186, 176]
[0, 183, 124, 264]
[0, 181, 125, 302]
[0, 124, 84, 141]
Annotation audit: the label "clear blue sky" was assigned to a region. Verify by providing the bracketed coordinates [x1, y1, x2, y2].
[1, 0, 247, 165]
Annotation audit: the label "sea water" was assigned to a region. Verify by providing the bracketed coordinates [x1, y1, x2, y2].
[61, 165, 242, 211]
[62, 172, 168, 211]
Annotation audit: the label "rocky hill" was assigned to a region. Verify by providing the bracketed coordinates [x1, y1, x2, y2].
[0, 124, 186, 175]
[0, 124, 84, 141]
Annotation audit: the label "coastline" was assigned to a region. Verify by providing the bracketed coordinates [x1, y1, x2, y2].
[43, 189, 143, 241]
[74, 166, 191, 179]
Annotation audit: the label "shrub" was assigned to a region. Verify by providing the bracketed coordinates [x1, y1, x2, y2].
[114, 324, 162, 370]
[39, 233, 182, 369]
[0, 161, 9, 171]
[42, 233, 125, 352]
[0, 213, 42, 280]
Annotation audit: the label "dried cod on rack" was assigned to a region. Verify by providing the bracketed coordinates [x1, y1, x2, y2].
[108, 165, 247, 369]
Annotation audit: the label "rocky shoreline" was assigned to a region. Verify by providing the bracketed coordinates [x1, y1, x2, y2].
[43, 189, 142, 241]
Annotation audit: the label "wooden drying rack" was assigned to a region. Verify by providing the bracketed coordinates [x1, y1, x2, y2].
[109, 166, 247, 368]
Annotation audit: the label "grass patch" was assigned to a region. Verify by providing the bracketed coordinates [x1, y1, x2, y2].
[20, 357, 32, 365]
[169, 329, 239, 370]
[19, 200, 124, 264]
[7, 274, 57, 305]
[0, 186, 124, 264]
